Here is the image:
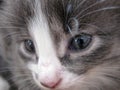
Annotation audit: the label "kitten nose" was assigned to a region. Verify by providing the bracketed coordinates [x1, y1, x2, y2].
[41, 78, 62, 88]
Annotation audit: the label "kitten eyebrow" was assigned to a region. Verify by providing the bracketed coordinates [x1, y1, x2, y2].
[65, 17, 79, 36]
[66, 4, 73, 19]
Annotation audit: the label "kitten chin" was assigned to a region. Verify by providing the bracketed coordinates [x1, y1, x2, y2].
[0, 0, 120, 90]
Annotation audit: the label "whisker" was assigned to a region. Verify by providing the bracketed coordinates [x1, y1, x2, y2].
[2, 32, 28, 40]
[78, 6, 120, 19]
[6, 74, 31, 81]
[78, 23, 109, 36]
[0, 67, 28, 73]
[0, 64, 29, 71]
[17, 78, 32, 90]
[66, 3, 72, 21]
[15, 77, 32, 83]
[0, 31, 28, 47]
[0, 22, 20, 26]
[76, 0, 105, 18]
[66, 24, 74, 36]
[74, 0, 87, 12]
[27, 83, 35, 90]
[29, 82, 38, 90]
[0, 66, 21, 70]
[0, 18, 24, 26]
[3, 32, 21, 39]
[80, 22, 101, 29]
[0, 10, 23, 22]
[61, 76, 87, 89]
[0, 27, 25, 29]
[69, 17, 79, 31]
[0, 75, 32, 88]
[65, 17, 79, 36]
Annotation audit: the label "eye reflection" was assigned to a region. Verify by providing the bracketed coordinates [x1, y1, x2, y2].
[24, 40, 35, 53]
[68, 33, 92, 52]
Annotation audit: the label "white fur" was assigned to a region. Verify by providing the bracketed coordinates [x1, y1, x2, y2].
[27, 0, 84, 89]
[0, 76, 10, 90]
[28, 0, 63, 88]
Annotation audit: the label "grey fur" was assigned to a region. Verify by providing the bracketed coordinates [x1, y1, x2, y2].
[0, 0, 120, 90]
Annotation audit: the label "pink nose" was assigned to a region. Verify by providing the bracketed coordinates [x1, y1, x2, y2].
[41, 78, 62, 88]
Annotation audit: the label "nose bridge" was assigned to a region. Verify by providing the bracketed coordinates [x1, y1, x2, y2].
[35, 26, 62, 79]
[39, 60, 60, 77]
[38, 56, 62, 85]
[38, 55, 61, 68]
[35, 25, 61, 71]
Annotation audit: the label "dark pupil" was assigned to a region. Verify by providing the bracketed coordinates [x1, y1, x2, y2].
[68, 34, 92, 52]
[25, 40, 35, 53]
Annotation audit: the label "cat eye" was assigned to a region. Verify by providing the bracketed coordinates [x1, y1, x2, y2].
[24, 40, 35, 53]
[68, 33, 92, 52]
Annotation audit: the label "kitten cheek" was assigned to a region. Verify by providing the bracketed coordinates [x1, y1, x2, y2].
[58, 71, 82, 88]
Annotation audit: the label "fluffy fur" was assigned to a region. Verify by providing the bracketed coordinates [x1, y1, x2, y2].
[0, 0, 120, 90]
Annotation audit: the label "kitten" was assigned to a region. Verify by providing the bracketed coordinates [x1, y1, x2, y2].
[0, 0, 120, 90]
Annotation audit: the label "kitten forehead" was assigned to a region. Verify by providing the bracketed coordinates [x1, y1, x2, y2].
[28, 0, 58, 62]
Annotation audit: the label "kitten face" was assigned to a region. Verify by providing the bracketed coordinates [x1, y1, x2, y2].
[0, 0, 120, 90]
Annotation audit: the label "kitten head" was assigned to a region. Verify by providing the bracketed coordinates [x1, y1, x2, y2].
[1, 0, 120, 90]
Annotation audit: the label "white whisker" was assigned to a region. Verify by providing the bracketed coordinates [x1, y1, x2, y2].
[17, 78, 33, 90]
[69, 17, 79, 31]
[0, 10, 23, 22]
[66, 24, 74, 36]
[0, 27, 25, 29]
[61, 76, 87, 89]
[76, 0, 105, 18]
[80, 23, 101, 29]
[74, 0, 87, 12]
[78, 6, 120, 19]
[7, 74, 30, 81]
[66, 3, 72, 21]
[66, 17, 79, 35]
[2, 32, 25, 39]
